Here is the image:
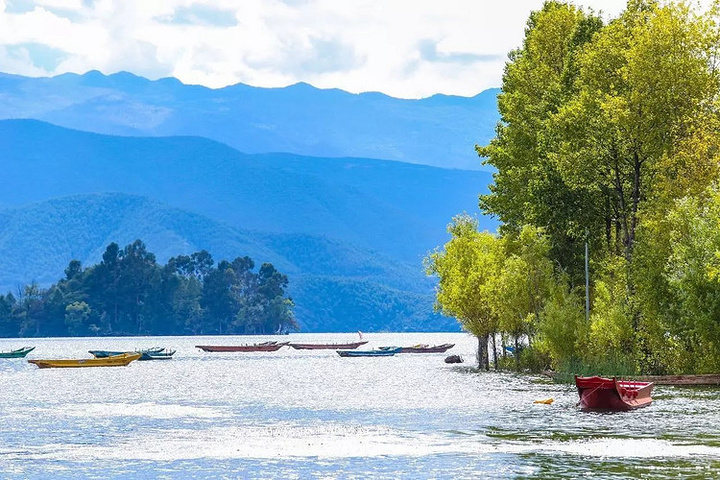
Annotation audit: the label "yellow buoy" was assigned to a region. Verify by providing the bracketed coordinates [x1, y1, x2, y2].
[533, 398, 554, 404]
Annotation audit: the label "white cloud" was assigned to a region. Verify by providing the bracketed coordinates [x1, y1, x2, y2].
[0, 0, 711, 98]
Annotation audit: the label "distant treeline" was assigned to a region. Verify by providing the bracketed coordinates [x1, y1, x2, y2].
[0, 240, 297, 337]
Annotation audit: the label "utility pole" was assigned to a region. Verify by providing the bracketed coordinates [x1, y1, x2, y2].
[585, 229, 590, 322]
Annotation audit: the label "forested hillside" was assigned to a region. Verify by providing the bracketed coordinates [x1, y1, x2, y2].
[0, 189, 456, 331]
[0, 194, 452, 333]
[0, 120, 495, 262]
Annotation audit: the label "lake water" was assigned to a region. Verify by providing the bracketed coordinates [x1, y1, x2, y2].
[1, 333, 719, 479]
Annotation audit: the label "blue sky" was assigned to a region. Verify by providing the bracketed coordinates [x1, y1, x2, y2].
[0, 0, 701, 98]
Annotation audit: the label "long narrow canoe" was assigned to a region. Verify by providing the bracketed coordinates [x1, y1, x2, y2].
[139, 348, 176, 360]
[404, 343, 455, 353]
[379, 343, 455, 353]
[196, 342, 289, 352]
[29, 352, 142, 369]
[0, 346, 35, 358]
[575, 375, 654, 411]
[89, 349, 130, 358]
[337, 347, 401, 357]
[290, 341, 368, 350]
[90, 348, 176, 360]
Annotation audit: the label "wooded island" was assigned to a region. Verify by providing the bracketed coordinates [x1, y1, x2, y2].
[0, 240, 297, 337]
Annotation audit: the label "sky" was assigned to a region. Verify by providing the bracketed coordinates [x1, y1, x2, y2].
[0, 0, 705, 98]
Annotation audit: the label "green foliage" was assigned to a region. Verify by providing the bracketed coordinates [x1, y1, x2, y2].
[517, 346, 552, 373]
[425, 214, 502, 368]
[661, 186, 720, 372]
[553, 354, 638, 383]
[466, 0, 720, 375]
[478, 1, 603, 284]
[0, 241, 296, 337]
[427, 218, 564, 370]
[65, 301, 91, 336]
[535, 281, 588, 368]
[495, 225, 555, 341]
[587, 258, 636, 363]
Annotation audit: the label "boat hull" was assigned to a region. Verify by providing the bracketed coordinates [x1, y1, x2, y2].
[0, 346, 35, 358]
[196, 342, 289, 352]
[29, 352, 142, 369]
[381, 344, 455, 353]
[290, 341, 368, 350]
[89, 350, 129, 358]
[401, 344, 454, 353]
[90, 348, 176, 360]
[575, 375, 653, 411]
[138, 350, 176, 360]
[337, 347, 401, 357]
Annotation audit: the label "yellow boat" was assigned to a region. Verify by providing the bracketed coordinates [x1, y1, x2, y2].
[28, 352, 142, 369]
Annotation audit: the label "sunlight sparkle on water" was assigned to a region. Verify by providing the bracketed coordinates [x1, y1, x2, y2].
[1, 333, 720, 478]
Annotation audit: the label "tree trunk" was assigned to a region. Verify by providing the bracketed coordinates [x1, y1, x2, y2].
[477, 335, 489, 370]
[627, 151, 642, 263]
[605, 195, 612, 250]
[491, 333, 498, 370]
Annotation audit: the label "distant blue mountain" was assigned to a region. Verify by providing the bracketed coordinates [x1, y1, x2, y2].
[0, 70, 500, 170]
[0, 119, 496, 261]
[0, 119, 495, 331]
[0, 193, 454, 332]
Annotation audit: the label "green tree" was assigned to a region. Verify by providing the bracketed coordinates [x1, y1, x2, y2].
[475, 0, 720, 375]
[2, 240, 295, 338]
[0, 294, 17, 337]
[65, 301, 91, 336]
[536, 280, 587, 369]
[16, 282, 44, 336]
[425, 214, 503, 369]
[662, 186, 720, 372]
[494, 225, 556, 366]
[478, 1, 603, 284]
[549, 0, 720, 263]
[116, 240, 159, 334]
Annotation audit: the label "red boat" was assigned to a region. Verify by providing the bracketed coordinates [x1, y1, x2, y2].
[575, 375, 654, 411]
[289, 341, 368, 350]
[196, 341, 289, 352]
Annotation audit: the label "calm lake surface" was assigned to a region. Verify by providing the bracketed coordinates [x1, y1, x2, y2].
[1, 332, 719, 479]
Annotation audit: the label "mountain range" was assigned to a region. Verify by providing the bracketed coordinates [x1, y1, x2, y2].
[0, 70, 499, 170]
[0, 105, 497, 331]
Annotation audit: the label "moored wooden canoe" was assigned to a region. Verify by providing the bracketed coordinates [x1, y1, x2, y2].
[337, 347, 401, 357]
[0, 346, 35, 358]
[196, 342, 289, 352]
[139, 348, 176, 360]
[290, 341, 368, 350]
[575, 375, 653, 411]
[402, 343, 454, 353]
[29, 352, 142, 369]
[89, 349, 129, 358]
[90, 348, 176, 360]
[380, 343, 455, 353]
